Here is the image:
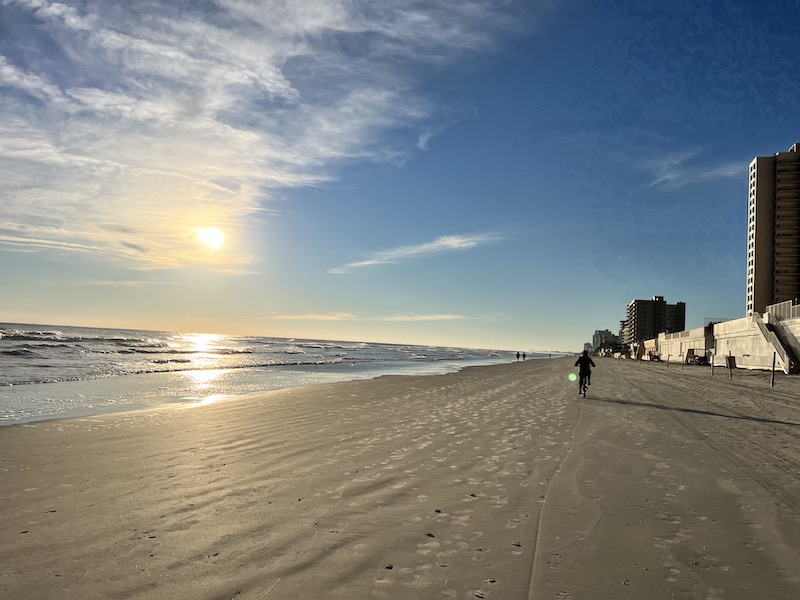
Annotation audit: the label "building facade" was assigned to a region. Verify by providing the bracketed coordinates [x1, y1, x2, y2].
[746, 142, 800, 315]
[592, 329, 618, 350]
[619, 295, 686, 345]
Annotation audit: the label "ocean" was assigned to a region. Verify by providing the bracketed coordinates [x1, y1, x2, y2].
[0, 323, 533, 425]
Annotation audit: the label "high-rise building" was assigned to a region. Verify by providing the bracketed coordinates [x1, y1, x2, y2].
[592, 329, 618, 350]
[746, 142, 800, 315]
[666, 302, 686, 334]
[619, 296, 686, 345]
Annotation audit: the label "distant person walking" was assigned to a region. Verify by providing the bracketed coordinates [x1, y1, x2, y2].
[522, 353, 526, 360]
[517, 352, 520, 361]
[575, 350, 596, 389]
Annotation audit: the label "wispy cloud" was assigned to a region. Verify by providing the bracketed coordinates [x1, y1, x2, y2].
[266, 312, 357, 321]
[645, 148, 746, 189]
[328, 233, 504, 274]
[376, 314, 466, 322]
[0, 0, 531, 269]
[71, 280, 187, 287]
[265, 312, 465, 322]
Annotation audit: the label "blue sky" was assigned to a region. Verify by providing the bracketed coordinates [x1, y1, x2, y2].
[1, 0, 799, 351]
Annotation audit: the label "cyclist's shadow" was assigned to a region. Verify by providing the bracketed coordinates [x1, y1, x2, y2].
[583, 396, 800, 428]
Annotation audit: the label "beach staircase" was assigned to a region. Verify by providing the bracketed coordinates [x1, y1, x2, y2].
[754, 312, 800, 374]
[765, 317, 800, 374]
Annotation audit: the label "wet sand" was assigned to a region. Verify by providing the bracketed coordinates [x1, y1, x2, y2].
[2, 358, 800, 599]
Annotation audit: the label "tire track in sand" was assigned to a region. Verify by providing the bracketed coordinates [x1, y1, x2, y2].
[526, 365, 586, 600]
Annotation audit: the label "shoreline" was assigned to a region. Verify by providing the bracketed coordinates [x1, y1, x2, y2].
[0, 355, 518, 427]
[3, 358, 800, 599]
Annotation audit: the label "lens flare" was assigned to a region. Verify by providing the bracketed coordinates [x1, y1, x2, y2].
[568, 373, 577, 381]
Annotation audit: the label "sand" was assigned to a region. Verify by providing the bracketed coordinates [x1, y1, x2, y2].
[2, 358, 800, 599]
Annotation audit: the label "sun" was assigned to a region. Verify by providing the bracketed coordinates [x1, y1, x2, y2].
[194, 227, 225, 249]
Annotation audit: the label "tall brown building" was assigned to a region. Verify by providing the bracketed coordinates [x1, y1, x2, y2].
[619, 295, 686, 345]
[746, 142, 800, 315]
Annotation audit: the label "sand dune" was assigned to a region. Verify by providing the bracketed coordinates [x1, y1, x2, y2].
[2, 359, 800, 599]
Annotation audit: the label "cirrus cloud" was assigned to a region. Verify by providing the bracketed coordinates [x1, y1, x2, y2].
[264, 312, 466, 322]
[0, 0, 534, 270]
[328, 233, 505, 274]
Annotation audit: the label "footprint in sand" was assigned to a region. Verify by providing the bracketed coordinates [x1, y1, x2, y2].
[450, 510, 474, 527]
[547, 552, 564, 568]
[417, 538, 439, 555]
[504, 514, 529, 529]
[687, 552, 717, 569]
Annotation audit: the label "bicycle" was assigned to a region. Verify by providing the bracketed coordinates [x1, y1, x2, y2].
[574, 351, 595, 398]
[578, 373, 589, 397]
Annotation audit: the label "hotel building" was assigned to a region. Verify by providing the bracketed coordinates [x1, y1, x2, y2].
[592, 329, 618, 351]
[619, 296, 686, 345]
[746, 142, 800, 315]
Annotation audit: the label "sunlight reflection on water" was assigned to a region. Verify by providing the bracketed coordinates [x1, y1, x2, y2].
[180, 369, 232, 406]
[183, 368, 228, 390]
[194, 394, 229, 407]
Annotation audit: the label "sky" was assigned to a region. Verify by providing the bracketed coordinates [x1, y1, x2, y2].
[2, 0, 800, 352]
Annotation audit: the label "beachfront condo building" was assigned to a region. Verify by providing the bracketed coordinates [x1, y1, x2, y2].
[746, 142, 800, 315]
[619, 295, 686, 345]
[592, 329, 618, 351]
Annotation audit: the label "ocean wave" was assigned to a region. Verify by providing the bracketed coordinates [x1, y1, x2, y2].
[115, 347, 252, 356]
[297, 342, 369, 352]
[0, 323, 516, 391]
[121, 341, 169, 348]
[1, 329, 64, 337]
[1, 355, 351, 386]
[0, 328, 165, 348]
[340, 356, 383, 363]
[117, 348, 196, 355]
[1, 348, 43, 358]
[152, 358, 192, 364]
[340, 343, 369, 350]
[0, 332, 82, 343]
[2, 342, 68, 350]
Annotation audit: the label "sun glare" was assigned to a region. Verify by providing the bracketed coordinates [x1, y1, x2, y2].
[194, 227, 225, 249]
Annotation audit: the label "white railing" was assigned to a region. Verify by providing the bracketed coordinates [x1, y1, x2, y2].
[766, 300, 800, 320]
[752, 313, 790, 373]
[768, 316, 800, 369]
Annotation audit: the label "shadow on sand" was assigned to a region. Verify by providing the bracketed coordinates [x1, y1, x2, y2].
[586, 396, 800, 428]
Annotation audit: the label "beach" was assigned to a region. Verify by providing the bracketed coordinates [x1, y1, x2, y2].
[2, 358, 800, 599]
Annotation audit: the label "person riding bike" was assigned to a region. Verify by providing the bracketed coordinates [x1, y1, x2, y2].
[575, 350, 596, 393]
